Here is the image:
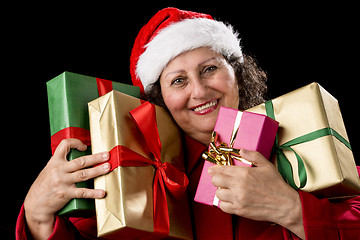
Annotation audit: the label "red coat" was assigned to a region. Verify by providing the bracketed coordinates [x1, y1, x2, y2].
[16, 136, 360, 239]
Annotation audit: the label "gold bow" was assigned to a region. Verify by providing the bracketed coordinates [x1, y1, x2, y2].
[202, 131, 252, 166]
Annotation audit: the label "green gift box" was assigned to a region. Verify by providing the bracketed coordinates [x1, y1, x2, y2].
[47, 71, 140, 216]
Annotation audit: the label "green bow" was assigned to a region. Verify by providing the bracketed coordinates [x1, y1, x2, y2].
[265, 100, 352, 189]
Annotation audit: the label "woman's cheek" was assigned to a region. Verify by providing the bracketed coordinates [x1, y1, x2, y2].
[163, 88, 187, 110]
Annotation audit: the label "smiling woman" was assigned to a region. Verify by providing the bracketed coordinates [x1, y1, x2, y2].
[128, 8, 308, 238]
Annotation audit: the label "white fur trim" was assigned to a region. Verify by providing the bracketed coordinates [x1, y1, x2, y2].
[136, 18, 243, 93]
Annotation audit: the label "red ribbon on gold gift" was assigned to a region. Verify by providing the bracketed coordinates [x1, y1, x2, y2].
[106, 101, 189, 237]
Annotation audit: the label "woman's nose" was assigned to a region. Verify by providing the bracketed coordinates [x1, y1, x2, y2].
[190, 75, 209, 99]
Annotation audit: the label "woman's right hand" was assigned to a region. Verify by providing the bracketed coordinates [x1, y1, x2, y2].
[24, 138, 111, 240]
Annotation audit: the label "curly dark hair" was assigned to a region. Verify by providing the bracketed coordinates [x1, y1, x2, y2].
[145, 53, 268, 111]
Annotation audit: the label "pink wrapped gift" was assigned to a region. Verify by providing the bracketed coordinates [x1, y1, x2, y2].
[194, 107, 279, 206]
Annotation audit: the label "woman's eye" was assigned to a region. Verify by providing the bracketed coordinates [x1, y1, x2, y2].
[203, 65, 217, 74]
[171, 77, 185, 86]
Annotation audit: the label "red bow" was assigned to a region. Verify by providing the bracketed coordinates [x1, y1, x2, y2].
[107, 101, 189, 236]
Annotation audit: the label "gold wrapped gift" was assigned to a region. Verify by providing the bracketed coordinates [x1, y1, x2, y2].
[88, 90, 193, 239]
[247, 82, 360, 198]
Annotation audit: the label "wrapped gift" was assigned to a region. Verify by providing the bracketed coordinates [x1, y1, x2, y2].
[194, 107, 279, 206]
[247, 82, 360, 198]
[47, 71, 140, 216]
[88, 90, 193, 239]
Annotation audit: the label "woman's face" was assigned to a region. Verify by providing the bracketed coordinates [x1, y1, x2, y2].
[160, 47, 239, 145]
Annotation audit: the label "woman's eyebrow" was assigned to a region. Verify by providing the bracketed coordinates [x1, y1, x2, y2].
[165, 69, 185, 78]
[198, 57, 217, 66]
[165, 57, 218, 78]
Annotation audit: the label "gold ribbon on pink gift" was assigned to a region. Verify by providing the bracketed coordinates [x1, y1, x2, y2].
[202, 111, 252, 167]
[202, 131, 251, 166]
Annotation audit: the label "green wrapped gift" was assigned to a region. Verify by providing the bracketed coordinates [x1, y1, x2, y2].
[47, 71, 140, 216]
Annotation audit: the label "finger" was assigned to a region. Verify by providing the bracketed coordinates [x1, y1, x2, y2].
[215, 187, 233, 202]
[64, 152, 110, 173]
[68, 162, 111, 183]
[54, 138, 88, 159]
[211, 171, 233, 188]
[218, 200, 235, 214]
[208, 165, 240, 177]
[239, 149, 269, 167]
[208, 165, 229, 175]
[69, 187, 106, 199]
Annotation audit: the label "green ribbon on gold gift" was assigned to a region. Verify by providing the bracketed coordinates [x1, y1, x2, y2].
[265, 100, 352, 190]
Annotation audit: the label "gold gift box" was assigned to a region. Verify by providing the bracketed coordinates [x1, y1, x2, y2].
[88, 90, 193, 239]
[247, 82, 360, 198]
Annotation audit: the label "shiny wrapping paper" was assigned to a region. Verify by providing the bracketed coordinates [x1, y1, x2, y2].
[46, 71, 140, 216]
[88, 90, 193, 239]
[247, 82, 360, 198]
[194, 108, 279, 206]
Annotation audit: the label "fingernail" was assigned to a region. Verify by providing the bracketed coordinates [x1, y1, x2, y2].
[241, 149, 248, 155]
[102, 152, 109, 159]
[96, 190, 106, 198]
[103, 163, 110, 170]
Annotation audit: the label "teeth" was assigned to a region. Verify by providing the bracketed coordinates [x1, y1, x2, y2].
[193, 100, 218, 112]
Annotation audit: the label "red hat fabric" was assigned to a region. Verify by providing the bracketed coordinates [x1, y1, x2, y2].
[130, 7, 243, 95]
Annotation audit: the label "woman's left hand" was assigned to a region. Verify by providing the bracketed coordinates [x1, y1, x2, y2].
[209, 149, 305, 239]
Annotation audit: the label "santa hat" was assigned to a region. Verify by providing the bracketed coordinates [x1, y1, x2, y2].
[130, 7, 243, 95]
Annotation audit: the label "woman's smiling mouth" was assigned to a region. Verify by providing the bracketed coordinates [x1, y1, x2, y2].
[190, 99, 220, 115]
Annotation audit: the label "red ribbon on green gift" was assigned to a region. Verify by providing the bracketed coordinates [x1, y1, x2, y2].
[96, 78, 113, 97]
[50, 127, 91, 154]
[105, 101, 189, 237]
[50, 78, 114, 154]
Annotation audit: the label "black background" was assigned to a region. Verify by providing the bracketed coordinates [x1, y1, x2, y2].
[3, 2, 359, 239]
